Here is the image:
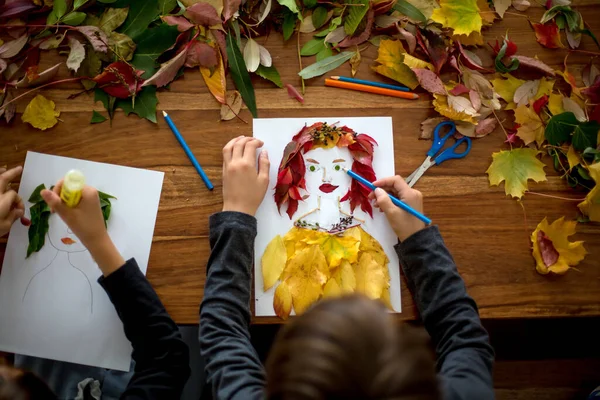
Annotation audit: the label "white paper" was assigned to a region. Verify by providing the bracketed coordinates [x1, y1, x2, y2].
[253, 117, 401, 316]
[0, 152, 164, 371]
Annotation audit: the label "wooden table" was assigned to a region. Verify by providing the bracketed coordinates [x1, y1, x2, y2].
[2, 2, 600, 324]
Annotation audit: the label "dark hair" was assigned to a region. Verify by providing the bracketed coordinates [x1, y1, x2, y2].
[265, 295, 441, 400]
[0, 366, 57, 400]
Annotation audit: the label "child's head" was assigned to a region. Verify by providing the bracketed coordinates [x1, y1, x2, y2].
[265, 295, 440, 400]
[0, 366, 56, 400]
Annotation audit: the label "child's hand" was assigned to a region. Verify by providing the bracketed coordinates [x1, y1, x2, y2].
[370, 176, 426, 242]
[41, 181, 108, 249]
[222, 136, 270, 216]
[41, 181, 124, 276]
[0, 166, 25, 237]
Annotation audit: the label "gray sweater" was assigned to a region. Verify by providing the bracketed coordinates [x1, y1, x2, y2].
[199, 212, 495, 400]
